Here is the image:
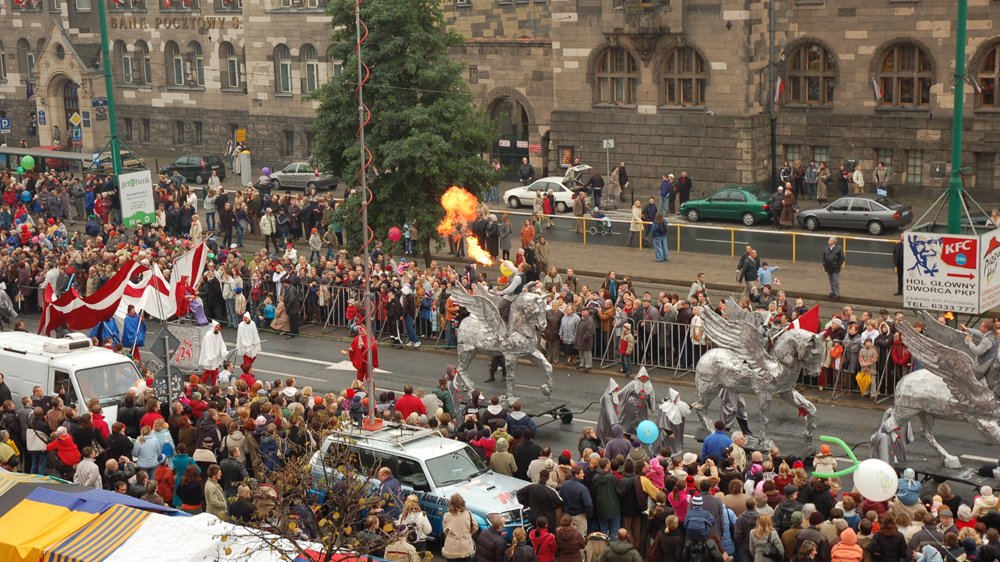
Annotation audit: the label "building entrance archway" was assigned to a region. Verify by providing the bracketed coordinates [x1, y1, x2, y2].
[45, 74, 79, 149]
[488, 96, 531, 181]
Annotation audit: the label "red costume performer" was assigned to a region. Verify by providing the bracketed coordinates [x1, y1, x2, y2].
[349, 327, 379, 383]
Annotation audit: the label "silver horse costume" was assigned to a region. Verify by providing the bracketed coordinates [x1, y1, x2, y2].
[869, 408, 914, 465]
[892, 320, 1000, 468]
[692, 303, 824, 448]
[0, 288, 17, 329]
[449, 283, 553, 404]
[596, 369, 656, 440]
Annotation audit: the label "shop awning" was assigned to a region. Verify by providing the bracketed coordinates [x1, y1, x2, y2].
[42, 503, 150, 562]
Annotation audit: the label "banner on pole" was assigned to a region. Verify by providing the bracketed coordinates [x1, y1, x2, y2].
[119, 170, 156, 227]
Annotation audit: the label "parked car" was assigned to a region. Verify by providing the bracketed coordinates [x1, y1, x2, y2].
[158, 154, 225, 184]
[269, 162, 339, 191]
[797, 194, 912, 235]
[680, 185, 772, 226]
[308, 423, 529, 541]
[503, 164, 593, 212]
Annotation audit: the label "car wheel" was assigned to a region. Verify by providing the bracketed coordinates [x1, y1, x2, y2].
[556, 201, 568, 213]
[272, 179, 281, 190]
[804, 217, 819, 231]
[686, 209, 700, 222]
[868, 220, 884, 236]
[194, 174, 205, 185]
[508, 196, 521, 209]
[742, 212, 756, 226]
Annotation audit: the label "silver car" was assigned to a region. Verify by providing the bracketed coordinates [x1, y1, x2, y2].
[797, 194, 913, 235]
[270, 162, 339, 191]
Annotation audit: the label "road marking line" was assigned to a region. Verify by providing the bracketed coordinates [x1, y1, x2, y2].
[252, 368, 329, 383]
[225, 343, 340, 367]
[515, 384, 541, 390]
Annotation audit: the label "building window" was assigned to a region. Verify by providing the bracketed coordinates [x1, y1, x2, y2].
[214, 0, 241, 10]
[662, 47, 708, 107]
[220, 42, 242, 89]
[905, 149, 923, 184]
[134, 41, 151, 85]
[305, 131, 314, 157]
[0, 41, 5, 81]
[189, 41, 205, 87]
[785, 42, 836, 105]
[193, 121, 203, 144]
[174, 121, 185, 144]
[280, 0, 319, 7]
[332, 61, 343, 77]
[595, 47, 638, 105]
[141, 118, 150, 142]
[165, 41, 183, 86]
[75, 0, 91, 11]
[110, 0, 145, 10]
[876, 148, 893, 172]
[13, 0, 42, 10]
[283, 130, 294, 156]
[302, 44, 319, 93]
[977, 43, 1000, 109]
[17, 39, 34, 79]
[783, 145, 801, 163]
[275, 44, 292, 94]
[468, 65, 478, 85]
[161, 0, 196, 9]
[975, 152, 996, 189]
[122, 53, 134, 84]
[814, 146, 829, 165]
[878, 43, 933, 107]
[123, 117, 133, 140]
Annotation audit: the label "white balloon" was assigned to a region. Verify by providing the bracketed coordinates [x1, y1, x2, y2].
[853, 458, 898, 502]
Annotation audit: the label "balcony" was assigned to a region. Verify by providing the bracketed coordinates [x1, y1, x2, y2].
[605, 0, 682, 62]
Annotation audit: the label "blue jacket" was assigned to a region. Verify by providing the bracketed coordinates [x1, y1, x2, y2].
[132, 434, 160, 469]
[560, 478, 593, 518]
[701, 430, 733, 465]
[660, 180, 673, 198]
[505, 411, 537, 436]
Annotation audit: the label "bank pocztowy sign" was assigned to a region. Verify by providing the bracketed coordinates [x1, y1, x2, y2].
[110, 15, 241, 31]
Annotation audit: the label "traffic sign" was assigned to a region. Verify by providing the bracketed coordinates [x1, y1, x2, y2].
[69, 112, 83, 128]
[71, 127, 83, 142]
[235, 128, 246, 143]
[0, 118, 10, 135]
[37, 110, 46, 125]
[602, 139, 615, 149]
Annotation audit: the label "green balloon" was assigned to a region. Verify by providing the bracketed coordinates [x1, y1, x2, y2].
[16, 167, 23, 175]
[20, 155, 35, 171]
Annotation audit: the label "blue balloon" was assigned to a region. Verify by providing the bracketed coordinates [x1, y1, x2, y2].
[20, 191, 30, 202]
[636, 420, 659, 445]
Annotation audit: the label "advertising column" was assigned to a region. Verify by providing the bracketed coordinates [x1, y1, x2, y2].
[902, 231, 980, 313]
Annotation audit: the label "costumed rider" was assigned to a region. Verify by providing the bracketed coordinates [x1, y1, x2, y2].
[121, 305, 146, 363]
[965, 320, 999, 394]
[656, 387, 691, 456]
[494, 260, 526, 321]
[349, 325, 380, 383]
[235, 312, 261, 374]
[199, 321, 227, 386]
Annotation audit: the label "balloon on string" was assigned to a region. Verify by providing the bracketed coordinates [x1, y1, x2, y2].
[388, 226, 402, 242]
[21, 191, 31, 202]
[261, 167, 270, 176]
[20, 155, 35, 171]
[16, 167, 24, 175]
[636, 420, 659, 445]
[499, 260, 516, 277]
[853, 458, 898, 502]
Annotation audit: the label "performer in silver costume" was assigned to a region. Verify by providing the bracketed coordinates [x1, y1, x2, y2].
[596, 369, 656, 440]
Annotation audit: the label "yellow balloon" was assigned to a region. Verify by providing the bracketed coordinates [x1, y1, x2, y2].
[499, 260, 515, 277]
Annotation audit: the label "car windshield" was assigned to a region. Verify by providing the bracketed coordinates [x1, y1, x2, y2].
[426, 447, 488, 487]
[75, 362, 142, 403]
[876, 197, 903, 208]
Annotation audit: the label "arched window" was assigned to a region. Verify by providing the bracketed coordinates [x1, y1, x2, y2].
[135, 41, 151, 85]
[326, 45, 343, 78]
[977, 42, 1000, 109]
[785, 42, 836, 105]
[877, 42, 933, 107]
[662, 47, 707, 107]
[595, 47, 638, 105]
[16, 38, 34, 79]
[165, 41, 182, 86]
[112, 40, 131, 85]
[275, 44, 292, 94]
[220, 41, 242, 89]
[302, 44, 319, 93]
[0, 41, 6, 81]
[188, 41, 204, 87]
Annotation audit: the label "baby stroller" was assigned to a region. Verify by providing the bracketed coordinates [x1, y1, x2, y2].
[587, 208, 616, 236]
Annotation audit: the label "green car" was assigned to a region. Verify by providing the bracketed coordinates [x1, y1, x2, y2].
[680, 185, 772, 226]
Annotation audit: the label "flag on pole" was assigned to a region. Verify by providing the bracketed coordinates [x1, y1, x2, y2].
[117, 264, 175, 320]
[969, 75, 983, 95]
[791, 305, 821, 333]
[38, 261, 148, 336]
[774, 77, 785, 106]
[871, 77, 883, 102]
[168, 241, 208, 319]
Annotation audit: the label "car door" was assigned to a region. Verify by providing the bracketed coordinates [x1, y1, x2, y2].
[397, 455, 444, 536]
[704, 190, 732, 220]
[726, 190, 749, 220]
[824, 198, 852, 228]
[846, 199, 872, 230]
[289, 164, 308, 188]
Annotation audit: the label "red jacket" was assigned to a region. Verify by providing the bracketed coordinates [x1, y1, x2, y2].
[92, 413, 111, 440]
[46, 434, 82, 466]
[140, 411, 164, 430]
[155, 465, 175, 504]
[529, 528, 557, 562]
[394, 394, 426, 420]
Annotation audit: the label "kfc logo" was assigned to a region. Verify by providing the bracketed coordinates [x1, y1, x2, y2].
[941, 237, 977, 269]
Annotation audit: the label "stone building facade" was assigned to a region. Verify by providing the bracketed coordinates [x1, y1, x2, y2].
[1, 0, 999, 195]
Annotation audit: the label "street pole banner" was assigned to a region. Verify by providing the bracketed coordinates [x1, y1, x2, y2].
[903, 231, 979, 313]
[119, 169, 156, 227]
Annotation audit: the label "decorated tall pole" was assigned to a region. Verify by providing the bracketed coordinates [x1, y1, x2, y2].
[947, 0, 968, 235]
[96, 0, 123, 176]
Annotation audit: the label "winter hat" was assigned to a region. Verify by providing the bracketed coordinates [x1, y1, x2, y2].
[819, 444, 831, 455]
[682, 452, 697, 465]
[157, 454, 168, 465]
[957, 504, 972, 522]
[792, 460, 804, 469]
[690, 495, 703, 508]
[784, 485, 798, 497]
[790, 511, 804, 526]
[234, 286, 243, 294]
[903, 468, 915, 480]
[56, 426, 67, 436]
[255, 415, 267, 426]
[192, 392, 202, 400]
[561, 449, 573, 460]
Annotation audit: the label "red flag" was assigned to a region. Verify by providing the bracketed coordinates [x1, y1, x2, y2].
[791, 305, 820, 333]
[38, 261, 149, 336]
[774, 77, 785, 106]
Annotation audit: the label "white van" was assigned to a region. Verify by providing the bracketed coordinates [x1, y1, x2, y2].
[0, 332, 143, 422]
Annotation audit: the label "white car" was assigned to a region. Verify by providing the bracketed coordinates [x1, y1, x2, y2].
[503, 164, 592, 212]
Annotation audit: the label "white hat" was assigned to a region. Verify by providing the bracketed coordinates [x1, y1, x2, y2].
[682, 452, 698, 465]
[282, 386, 297, 398]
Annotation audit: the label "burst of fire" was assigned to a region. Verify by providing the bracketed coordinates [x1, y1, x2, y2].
[438, 186, 494, 266]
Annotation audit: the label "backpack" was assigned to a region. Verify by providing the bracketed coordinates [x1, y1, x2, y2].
[685, 511, 713, 541]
